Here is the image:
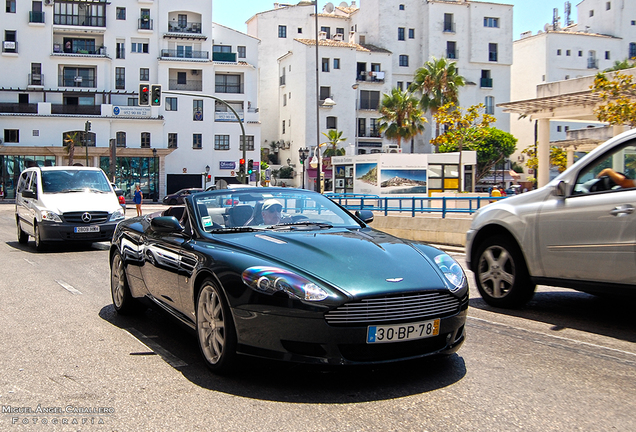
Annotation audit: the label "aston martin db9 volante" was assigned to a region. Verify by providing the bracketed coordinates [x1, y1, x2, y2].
[110, 187, 468, 372]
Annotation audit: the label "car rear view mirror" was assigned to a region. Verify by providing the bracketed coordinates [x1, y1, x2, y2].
[22, 190, 36, 199]
[555, 181, 568, 197]
[151, 216, 184, 234]
[355, 210, 374, 223]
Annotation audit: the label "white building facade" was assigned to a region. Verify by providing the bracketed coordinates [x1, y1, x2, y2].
[0, 0, 260, 200]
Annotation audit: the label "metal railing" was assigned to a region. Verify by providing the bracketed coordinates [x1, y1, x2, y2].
[326, 193, 506, 218]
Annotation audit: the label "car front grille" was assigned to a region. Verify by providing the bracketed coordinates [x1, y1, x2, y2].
[63, 211, 110, 224]
[325, 291, 463, 326]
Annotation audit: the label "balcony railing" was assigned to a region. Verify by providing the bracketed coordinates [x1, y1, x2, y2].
[212, 52, 236, 62]
[59, 76, 96, 88]
[443, 22, 456, 33]
[138, 18, 153, 30]
[480, 77, 493, 88]
[168, 22, 202, 34]
[51, 105, 101, 115]
[489, 52, 498, 62]
[588, 58, 599, 69]
[357, 128, 381, 138]
[446, 49, 458, 59]
[53, 14, 105, 27]
[53, 44, 107, 56]
[169, 79, 202, 91]
[2, 41, 17, 53]
[0, 103, 38, 114]
[28, 73, 44, 86]
[357, 71, 385, 82]
[29, 10, 45, 23]
[161, 49, 209, 59]
[215, 84, 244, 94]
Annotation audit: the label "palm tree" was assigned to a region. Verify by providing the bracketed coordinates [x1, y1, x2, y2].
[410, 57, 466, 143]
[321, 129, 347, 157]
[63, 131, 80, 166]
[378, 88, 426, 149]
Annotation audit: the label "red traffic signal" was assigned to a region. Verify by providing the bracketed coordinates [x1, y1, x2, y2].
[139, 84, 150, 106]
[239, 158, 246, 174]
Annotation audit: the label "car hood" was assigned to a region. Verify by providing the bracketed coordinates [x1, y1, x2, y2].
[216, 228, 449, 298]
[40, 191, 120, 214]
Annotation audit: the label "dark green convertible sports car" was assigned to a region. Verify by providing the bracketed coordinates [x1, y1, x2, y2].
[110, 187, 468, 372]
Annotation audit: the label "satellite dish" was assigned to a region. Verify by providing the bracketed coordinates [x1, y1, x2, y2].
[324, 2, 334, 13]
[339, 2, 348, 8]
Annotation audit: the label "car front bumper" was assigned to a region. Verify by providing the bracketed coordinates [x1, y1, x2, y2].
[38, 221, 119, 243]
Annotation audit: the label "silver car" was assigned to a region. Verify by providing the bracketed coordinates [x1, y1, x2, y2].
[466, 129, 636, 308]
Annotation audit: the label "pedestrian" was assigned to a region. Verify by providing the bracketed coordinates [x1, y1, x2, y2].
[133, 184, 143, 216]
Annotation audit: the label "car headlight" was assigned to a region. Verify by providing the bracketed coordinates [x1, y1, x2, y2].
[242, 266, 329, 301]
[434, 253, 466, 292]
[40, 210, 62, 223]
[109, 208, 125, 221]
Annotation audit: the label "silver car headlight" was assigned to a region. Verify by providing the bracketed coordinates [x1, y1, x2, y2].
[109, 208, 125, 221]
[242, 266, 330, 301]
[40, 210, 62, 223]
[434, 253, 466, 293]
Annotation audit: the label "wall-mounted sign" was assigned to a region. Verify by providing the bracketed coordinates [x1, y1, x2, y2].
[220, 161, 236, 170]
[112, 106, 151, 117]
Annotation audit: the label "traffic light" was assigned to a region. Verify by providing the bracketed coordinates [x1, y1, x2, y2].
[151, 84, 162, 106]
[239, 158, 245, 175]
[139, 84, 150, 106]
[247, 159, 254, 175]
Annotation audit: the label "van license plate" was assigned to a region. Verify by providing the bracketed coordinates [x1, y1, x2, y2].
[74, 226, 100, 233]
[367, 319, 440, 344]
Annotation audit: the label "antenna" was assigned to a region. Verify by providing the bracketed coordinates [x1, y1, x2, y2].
[552, 8, 560, 31]
[564, 2, 572, 26]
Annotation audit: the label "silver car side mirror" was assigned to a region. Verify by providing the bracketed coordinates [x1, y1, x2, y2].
[555, 180, 567, 197]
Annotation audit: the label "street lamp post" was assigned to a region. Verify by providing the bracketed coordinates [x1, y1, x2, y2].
[298, 147, 309, 189]
[203, 164, 210, 189]
[352, 83, 359, 155]
[314, 0, 321, 192]
[152, 147, 158, 201]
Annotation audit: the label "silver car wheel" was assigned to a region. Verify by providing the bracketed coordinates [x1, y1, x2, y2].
[111, 253, 125, 308]
[197, 284, 226, 365]
[478, 245, 516, 298]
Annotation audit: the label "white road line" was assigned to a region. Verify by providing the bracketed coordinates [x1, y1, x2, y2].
[125, 328, 188, 368]
[55, 280, 82, 295]
[24, 258, 36, 266]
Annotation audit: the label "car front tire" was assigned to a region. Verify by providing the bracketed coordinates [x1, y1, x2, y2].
[475, 235, 536, 308]
[196, 279, 236, 373]
[16, 219, 28, 244]
[111, 251, 141, 315]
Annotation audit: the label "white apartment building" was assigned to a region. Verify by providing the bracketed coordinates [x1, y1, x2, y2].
[0, 0, 260, 200]
[248, 0, 512, 189]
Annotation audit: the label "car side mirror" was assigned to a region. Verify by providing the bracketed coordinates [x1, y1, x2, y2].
[22, 190, 36, 199]
[355, 209, 374, 224]
[151, 216, 184, 234]
[555, 180, 568, 197]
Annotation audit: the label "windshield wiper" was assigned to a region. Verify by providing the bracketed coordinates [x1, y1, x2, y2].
[269, 221, 334, 230]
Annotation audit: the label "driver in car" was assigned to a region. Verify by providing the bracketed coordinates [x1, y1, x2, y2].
[597, 168, 636, 189]
[262, 199, 283, 225]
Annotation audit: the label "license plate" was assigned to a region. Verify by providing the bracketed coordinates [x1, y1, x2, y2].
[367, 319, 440, 344]
[74, 226, 100, 233]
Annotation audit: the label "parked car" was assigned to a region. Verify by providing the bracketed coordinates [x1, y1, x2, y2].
[15, 166, 125, 251]
[466, 129, 636, 308]
[112, 183, 126, 213]
[110, 187, 468, 372]
[162, 188, 204, 205]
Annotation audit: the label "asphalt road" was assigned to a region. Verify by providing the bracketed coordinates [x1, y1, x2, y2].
[1, 203, 635, 431]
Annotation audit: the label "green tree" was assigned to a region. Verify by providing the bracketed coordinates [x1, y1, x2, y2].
[321, 130, 347, 157]
[592, 70, 636, 127]
[63, 131, 81, 166]
[378, 88, 427, 149]
[604, 59, 636, 72]
[521, 145, 568, 174]
[410, 57, 466, 143]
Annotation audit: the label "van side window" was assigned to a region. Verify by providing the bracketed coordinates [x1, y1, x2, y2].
[29, 173, 38, 193]
[17, 172, 30, 193]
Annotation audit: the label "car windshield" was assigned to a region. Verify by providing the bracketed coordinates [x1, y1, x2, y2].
[42, 170, 112, 193]
[192, 188, 362, 233]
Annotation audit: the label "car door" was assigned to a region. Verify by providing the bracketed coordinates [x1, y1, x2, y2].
[537, 142, 636, 285]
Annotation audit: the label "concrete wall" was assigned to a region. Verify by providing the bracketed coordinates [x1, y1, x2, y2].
[369, 214, 472, 247]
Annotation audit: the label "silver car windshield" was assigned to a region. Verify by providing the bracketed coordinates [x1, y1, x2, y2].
[42, 170, 112, 193]
[192, 189, 361, 232]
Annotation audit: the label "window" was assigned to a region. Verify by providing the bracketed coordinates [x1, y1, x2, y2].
[165, 97, 177, 111]
[168, 133, 177, 149]
[326, 116, 337, 129]
[398, 27, 405, 41]
[177, 72, 187, 85]
[6, 0, 15, 13]
[282, 120, 286, 134]
[484, 97, 495, 114]
[444, 14, 454, 32]
[488, 43, 498, 62]
[30, 63, 42, 86]
[322, 58, 330, 72]
[557, 126, 562, 132]
[4, 129, 18, 143]
[214, 135, 230, 150]
[360, 90, 380, 110]
[116, 131, 126, 147]
[193, 100, 203, 121]
[589, 10, 594, 17]
[116, 7, 126, 20]
[215, 74, 242, 93]
[630, 43, 636, 59]
[397, 81, 403, 90]
[334, 58, 340, 69]
[320, 86, 331, 101]
[484, 17, 499, 28]
[116, 40, 125, 59]
[447, 41, 457, 59]
[278, 25, 287, 38]
[605, 51, 611, 60]
[480, 70, 492, 88]
[237, 46, 246, 58]
[240, 136, 255, 151]
[399, 4, 405, 10]
[283, 93, 287, 106]
[579, 50, 583, 56]
[565, 126, 570, 132]
[115, 67, 125, 90]
[409, 28, 415, 39]
[4, 30, 16, 53]
[131, 42, 149, 53]
[321, 26, 331, 39]
[336, 28, 345, 37]
[399, 55, 409, 67]
[557, 49, 561, 55]
[566, 50, 571, 56]
[140, 132, 150, 148]
[193, 134, 202, 149]
[139, 68, 149, 81]
[177, 14, 187, 28]
[298, 27, 302, 34]
[606, 2, 611, 10]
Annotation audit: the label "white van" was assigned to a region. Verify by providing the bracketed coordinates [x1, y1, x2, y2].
[15, 166, 125, 251]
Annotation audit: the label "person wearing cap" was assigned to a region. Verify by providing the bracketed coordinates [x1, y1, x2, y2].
[262, 199, 283, 225]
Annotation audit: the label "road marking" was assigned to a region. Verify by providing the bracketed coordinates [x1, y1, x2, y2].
[24, 258, 36, 266]
[125, 328, 188, 368]
[55, 280, 82, 295]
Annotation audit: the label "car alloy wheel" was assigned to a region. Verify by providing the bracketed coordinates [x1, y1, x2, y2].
[34, 224, 46, 251]
[196, 280, 236, 373]
[16, 220, 28, 244]
[169, 198, 177, 205]
[110, 251, 140, 314]
[475, 236, 536, 308]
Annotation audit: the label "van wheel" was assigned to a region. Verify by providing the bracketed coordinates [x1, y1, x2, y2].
[34, 223, 46, 252]
[17, 220, 28, 244]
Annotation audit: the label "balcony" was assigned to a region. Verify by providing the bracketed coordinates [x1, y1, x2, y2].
[0, 103, 38, 114]
[480, 78, 493, 88]
[58, 76, 96, 88]
[29, 10, 45, 23]
[168, 21, 202, 34]
[51, 105, 101, 115]
[356, 71, 385, 82]
[446, 49, 459, 60]
[212, 52, 236, 62]
[52, 44, 108, 57]
[357, 128, 381, 138]
[215, 83, 244, 94]
[138, 18, 153, 30]
[169, 79, 202, 91]
[161, 49, 209, 60]
[2, 41, 17, 53]
[588, 58, 599, 69]
[53, 14, 105, 28]
[28, 73, 44, 86]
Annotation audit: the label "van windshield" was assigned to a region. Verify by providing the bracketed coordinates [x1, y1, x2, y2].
[41, 170, 112, 193]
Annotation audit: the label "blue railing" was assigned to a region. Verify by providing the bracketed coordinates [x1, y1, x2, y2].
[325, 193, 506, 218]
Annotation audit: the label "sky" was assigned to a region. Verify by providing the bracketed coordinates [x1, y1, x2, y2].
[213, 0, 578, 41]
